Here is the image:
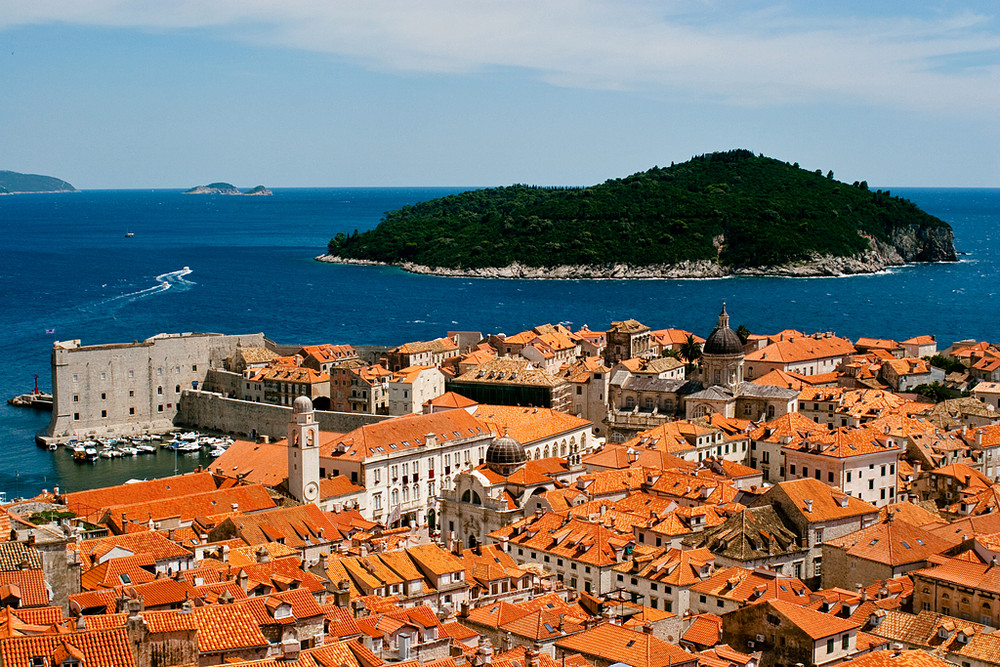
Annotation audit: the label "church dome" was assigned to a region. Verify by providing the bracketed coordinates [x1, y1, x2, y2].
[485, 429, 527, 475]
[703, 303, 744, 356]
[292, 395, 314, 414]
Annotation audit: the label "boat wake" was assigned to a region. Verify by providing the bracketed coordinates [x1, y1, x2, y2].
[80, 268, 195, 315]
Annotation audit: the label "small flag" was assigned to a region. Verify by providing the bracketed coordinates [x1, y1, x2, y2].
[45, 328, 55, 334]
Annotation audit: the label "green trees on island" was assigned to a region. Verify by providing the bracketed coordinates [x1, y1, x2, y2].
[328, 150, 953, 271]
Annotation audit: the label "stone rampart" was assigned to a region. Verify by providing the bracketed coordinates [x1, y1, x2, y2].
[176, 390, 387, 440]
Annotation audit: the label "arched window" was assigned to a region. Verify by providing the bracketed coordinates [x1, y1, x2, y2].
[403, 486, 410, 503]
[543, 445, 550, 458]
[391, 489, 399, 506]
[625, 396, 635, 409]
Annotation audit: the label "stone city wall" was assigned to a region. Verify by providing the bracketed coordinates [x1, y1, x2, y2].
[176, 390, 387, 440]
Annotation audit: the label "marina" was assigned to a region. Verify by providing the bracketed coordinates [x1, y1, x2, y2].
[49, 430, 232, 465]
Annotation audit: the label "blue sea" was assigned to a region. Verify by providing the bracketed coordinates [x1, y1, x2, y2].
[1, 187, 998, 497]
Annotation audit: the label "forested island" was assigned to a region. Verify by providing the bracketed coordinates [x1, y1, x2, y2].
[0, 170, 77, 194]
[321, 150, 957, 279]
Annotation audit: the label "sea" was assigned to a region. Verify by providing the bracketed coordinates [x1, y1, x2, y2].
[0, 187, 997, 498]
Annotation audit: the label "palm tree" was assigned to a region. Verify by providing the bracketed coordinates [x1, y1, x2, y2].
[679, 335, 702, 367]
[736, 324, 751, 345]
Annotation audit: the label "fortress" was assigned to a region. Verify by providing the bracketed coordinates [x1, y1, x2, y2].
[43, 332, 267, 443]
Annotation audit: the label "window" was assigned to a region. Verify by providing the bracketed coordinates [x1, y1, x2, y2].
[828, 471, 834, 482]
[129, 407, 135, 415]
[157, 405, 163, 412]
[699, 595, 706, 604]
[842, 635, 849, 650]
[373, 494, 383, 511]
[73, 413, 80, 421]
[101, 392, 106, 400]
[73, 394, 79, 402]
[827, 638, 835, 654]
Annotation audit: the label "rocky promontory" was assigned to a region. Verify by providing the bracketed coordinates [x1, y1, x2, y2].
[183, 182, 272, 195]
[322, 150, 957, 279]
[0, 170, 77, 194]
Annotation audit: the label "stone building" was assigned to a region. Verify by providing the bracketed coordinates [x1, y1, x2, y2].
[45, 332, 267, 442]
[604, 319, 652, 365]
[721, 599, 860, 667]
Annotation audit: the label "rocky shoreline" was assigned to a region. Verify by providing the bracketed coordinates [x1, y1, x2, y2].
[315, 249, 955, 280]
[316, 222, 957, 280]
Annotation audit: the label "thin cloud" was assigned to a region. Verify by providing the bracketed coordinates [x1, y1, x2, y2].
[4, 0, 999, 111]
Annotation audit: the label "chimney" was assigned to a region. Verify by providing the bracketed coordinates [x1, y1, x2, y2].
[256, 545, 269, 563]
[231, 503, 239, 512]
[459, 601, 470, 618]
[804, 499, 813, 513]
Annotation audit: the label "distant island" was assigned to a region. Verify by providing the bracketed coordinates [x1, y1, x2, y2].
[0, 170, 77, 194]
[183, 183, 272, 196]
[319, 150, 957, 279]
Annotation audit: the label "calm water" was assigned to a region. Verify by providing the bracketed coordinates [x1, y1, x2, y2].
[1, 187, 997, 496]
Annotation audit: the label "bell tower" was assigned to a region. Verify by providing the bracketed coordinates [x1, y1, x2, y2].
[288, 395, 321, 504]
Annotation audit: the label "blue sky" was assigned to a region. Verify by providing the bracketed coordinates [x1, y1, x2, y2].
[1, 1, 998, 188]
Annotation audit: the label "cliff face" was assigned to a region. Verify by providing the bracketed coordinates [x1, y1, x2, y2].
[890, 224, 957, 262]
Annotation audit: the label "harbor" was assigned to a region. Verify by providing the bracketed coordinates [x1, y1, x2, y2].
[47, 430, 233, 463]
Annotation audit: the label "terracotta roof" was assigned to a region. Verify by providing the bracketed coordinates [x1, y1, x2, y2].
[613, 547, 714, 587]
[101, 483, 277, 528]
[911, 556, 1000, 596]
[691, 566, 810, 606]
[63, 471, 229, 521]
[246, 365, 329, 384]
[0, 544, 42, 573]
[763, 477, 878, 522]
[824, 520, 955, 565]
[474, 404, 591, 446]
[554, 623, 694, 667]
[842, 649, 954, 667]
[324, 409, 490, 460]
[424, 392, 478, 409]
[193, 603, 269, 653]
[221, 502, 344, 550]
[745, 334, 855, 364]
[73, 530, 193, 571]
[767, 599, 860, 639]
[0, 628, 134, 667]
[491, 512, 634, 567]
[682, 614, 722, 648]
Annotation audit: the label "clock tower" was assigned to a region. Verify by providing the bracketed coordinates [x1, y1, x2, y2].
[288, 395, 321, 504]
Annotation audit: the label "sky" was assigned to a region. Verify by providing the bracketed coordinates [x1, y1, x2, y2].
[1, 1, 998, 188]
